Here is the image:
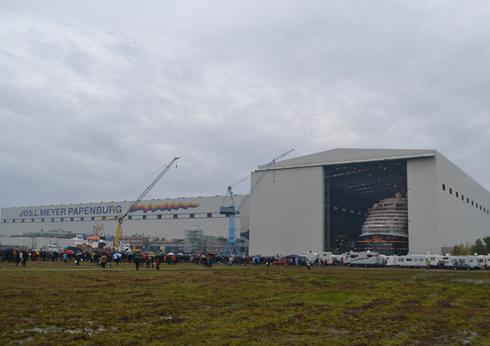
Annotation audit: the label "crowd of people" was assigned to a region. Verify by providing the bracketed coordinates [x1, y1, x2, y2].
[0, 247, 267, 269]
[0, 246, 318, 270]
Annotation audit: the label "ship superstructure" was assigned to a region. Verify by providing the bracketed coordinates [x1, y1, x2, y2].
[356, 193, 408, 255]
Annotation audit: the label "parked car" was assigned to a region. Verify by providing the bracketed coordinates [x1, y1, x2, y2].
[451, 256, 481, 270]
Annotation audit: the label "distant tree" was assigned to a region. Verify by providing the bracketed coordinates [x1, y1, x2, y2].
[452, 244, 471, 256]
[482, 236, 490, 254]
[471, 238, 486, 255]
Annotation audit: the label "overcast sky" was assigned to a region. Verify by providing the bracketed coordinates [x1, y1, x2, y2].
[1, 0, 490, 208]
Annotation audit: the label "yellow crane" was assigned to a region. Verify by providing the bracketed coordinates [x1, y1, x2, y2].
[114, 157, 180, 249]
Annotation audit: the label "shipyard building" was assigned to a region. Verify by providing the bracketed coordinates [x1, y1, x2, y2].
[249, 149, 490, 256]
[2, 148, 489, 256]
[0, 195, 250, 251]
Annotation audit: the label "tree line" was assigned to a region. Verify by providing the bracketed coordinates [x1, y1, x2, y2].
[452, 237, 490, 255]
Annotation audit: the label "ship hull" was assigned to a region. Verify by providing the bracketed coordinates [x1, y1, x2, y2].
[356, 233, 408, 255]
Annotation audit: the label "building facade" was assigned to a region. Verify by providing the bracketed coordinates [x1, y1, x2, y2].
[249, 149, 490, 256]
[1, 195, 249, 245]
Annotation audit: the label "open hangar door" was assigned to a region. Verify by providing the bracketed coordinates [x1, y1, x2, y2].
[323, 159, 408, 255]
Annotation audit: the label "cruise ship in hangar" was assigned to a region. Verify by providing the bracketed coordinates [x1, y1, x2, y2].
[356, 193, 408, 255]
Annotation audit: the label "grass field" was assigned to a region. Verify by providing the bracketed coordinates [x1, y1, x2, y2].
[1, 262, 489, 345]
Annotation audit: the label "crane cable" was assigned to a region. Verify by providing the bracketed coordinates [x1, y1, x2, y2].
[114, 160, 178, 201]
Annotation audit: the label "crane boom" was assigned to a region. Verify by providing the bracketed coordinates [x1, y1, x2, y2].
[221, 149, 294, 256]
[237, 148, 294, 212]
[114, 156, 180, 249]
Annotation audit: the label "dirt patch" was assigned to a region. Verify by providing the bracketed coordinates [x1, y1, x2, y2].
[436, 300, 452, 308]
[345, 299, 390, 315]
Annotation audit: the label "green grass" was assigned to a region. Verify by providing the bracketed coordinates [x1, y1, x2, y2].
[1, 262, 489, 345]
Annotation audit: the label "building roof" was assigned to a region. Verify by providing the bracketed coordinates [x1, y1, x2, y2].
[257, 148, 436, 171]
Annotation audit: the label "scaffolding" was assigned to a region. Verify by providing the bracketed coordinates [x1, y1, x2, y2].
[184, 228, 204, 253]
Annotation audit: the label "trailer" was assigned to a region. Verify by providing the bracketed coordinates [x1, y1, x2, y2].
[318, 252, 343, 265]
[475, 256, 488, 270]
[426, 254, 441, 268]
[345, 251, 386, 267]
[397, 254, 429, 268]
[484, 255, 490, 270]
[385, 255, 398, 267]
[440, 255, 453, 269]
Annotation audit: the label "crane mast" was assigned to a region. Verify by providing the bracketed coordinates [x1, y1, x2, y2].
[114, 156, 180, 249]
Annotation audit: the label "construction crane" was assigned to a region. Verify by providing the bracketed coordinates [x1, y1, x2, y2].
[220, 149, 295, 256]
[114, 156, 180, 249]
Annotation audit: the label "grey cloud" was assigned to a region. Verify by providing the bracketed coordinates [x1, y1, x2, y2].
[1, 1, 490, 208]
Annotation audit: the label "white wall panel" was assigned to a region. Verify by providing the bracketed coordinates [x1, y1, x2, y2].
[0, 196, 247, 240]
[407, 157, 438, 253]
[435, 153, 490, 252]
[249, 166, 324, 255]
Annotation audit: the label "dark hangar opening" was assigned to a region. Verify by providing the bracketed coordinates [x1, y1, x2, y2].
[324, 159, 408, 255]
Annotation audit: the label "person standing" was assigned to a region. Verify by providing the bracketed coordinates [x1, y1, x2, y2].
[155, 256, 160, 270]
[15, 250, 20, 266]
[134, 253, 142, 270]
[22, 251, 28, 266]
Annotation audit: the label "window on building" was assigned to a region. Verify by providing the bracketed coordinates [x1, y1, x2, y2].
[102, 216, 106, 220]
[455, 191, 459, 198]
[476, 203, 478, 208]
[3, 219, 5, 223]
[157, 214, 162, 219]
[142, 215, 147, 220]
[13, 219, 15, 223]
[207, 213, 212, 218]
[471, 201, 474, 206]
[480, 205, 482, 211]
[173, 214, 178, 219]
[461, 194, 464, 201]
[41, 218, 44, 222]
[442, 184, 446, 191]
[467, 198, 469, 204]
[114, 216, 118, 220]
[60, 218, 64, 222]
[31, 219, 35, 222]
[190, 213, 195, 218]
[51, 218, 54, 222]
[70, 217, 74, 221]
[128, 215, 132, 220]
[22, 219, 25, 223]
[91, 216, 95, 221]
[81, 217, 84, 221]
[449, 188, 453, 194]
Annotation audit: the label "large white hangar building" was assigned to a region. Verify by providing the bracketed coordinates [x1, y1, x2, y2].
[249, 149, 490, 256]
[1, 195, 249, 241]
